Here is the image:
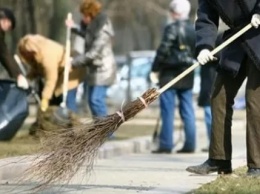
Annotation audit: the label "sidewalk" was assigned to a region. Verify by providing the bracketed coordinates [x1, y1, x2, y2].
[0, 118, 247, 194]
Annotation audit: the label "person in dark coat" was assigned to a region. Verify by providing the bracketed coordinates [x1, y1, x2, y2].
[198, 62, 217, 152]
[150, 0, 196, 154]
[186, 0, 260, 176]
[199, 33, 223, 152]
[0, 8, 28, 89]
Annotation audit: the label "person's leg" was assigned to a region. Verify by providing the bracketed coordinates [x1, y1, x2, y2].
[49, 95, 62, 106]
[204, 106, 212, 140]
[83, 80, 88, 102]
[88, 85, 108, 117]
[157, 89, 176, 151]
[209, 67, 246, 160]
[186, 66, 246, 175]
[66, 87, 78, 113]
[245, 59, 260, 170]
[201, 106, 212, 152]
[177, 89, 196, 151]
[83, 80, 89, 110]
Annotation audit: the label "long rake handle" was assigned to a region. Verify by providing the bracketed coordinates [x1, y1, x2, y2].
[61, 13, 72, 108]
[158, 23, 253, 94]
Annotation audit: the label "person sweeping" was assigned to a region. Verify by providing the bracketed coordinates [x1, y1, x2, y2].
[150, 0, 196, 154]
[186, 0, 260, 176]
[27, 2, 256, 190]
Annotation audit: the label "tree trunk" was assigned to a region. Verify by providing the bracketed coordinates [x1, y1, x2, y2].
[27, 0, 37, 33]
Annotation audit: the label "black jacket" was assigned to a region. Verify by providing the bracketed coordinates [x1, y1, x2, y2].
[0, 28, 20, 78]
[198, 63, 216, 107]
[198, 33, 223, 107]
[152, 20, 195, 90]
[196, 0, 260, 76]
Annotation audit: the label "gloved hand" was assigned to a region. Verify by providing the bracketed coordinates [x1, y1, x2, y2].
[251, 14, 260, 28]
[69, 57, 73, 63]
[197, 49, 217, 65]
[17, 74, 29, 89]
[71, 55, 91, 67]
[65, 17, 75, 28]
[149, 72, 159, 84]
[40, 98, 49, 112]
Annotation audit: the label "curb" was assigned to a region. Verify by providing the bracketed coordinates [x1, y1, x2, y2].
[0, 136, 153, 181]
[98, 136, 152, 159]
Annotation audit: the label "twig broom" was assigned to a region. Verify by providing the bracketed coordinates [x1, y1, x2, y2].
[28, 24, 252, 189]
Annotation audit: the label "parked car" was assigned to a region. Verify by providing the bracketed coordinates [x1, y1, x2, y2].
[107, 51, 156, 105]
[77, 50, 202, 107]
[107, 50, 202, 105]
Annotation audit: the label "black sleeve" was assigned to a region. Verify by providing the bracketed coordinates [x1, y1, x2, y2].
[254, 0, 260, 14]
[71, 26, 85, 37]
[152, 25, 177, 72]
[195, 0, 219, 56]
[71, 21, 87, 37]
[0, 31, 20, 78]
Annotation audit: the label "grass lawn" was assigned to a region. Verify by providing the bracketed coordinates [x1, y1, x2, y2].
[114, 124, 155, 140]
[192, 167, 260, 194]
[0, 130, 40, 159]
[0, 123, 156, 159]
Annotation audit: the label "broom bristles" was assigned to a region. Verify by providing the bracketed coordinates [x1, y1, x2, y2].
[27, 88, 159, 189]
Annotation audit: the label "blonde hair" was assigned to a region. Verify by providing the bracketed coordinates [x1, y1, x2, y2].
[17, 35, 43, 65]
[80, 0, 102, 18]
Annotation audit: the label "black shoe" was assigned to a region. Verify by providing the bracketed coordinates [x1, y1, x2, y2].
[186, 159, 232, 175]
[247, 168, 260, 177]
[151, 148, 172, 154]
[201, 147, 209, 152]
[176, 148, 195, 153]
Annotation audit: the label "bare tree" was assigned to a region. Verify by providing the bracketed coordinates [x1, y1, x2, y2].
[26, 0, 36, 33]
[0, 0, 198, 54]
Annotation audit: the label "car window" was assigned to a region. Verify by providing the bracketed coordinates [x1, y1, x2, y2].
[119, 57, 154, 79]
[130, 57, 152, 78]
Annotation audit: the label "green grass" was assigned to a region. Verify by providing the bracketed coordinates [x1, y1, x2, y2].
[0, 129, 40, 159]
[191, 167, 260, 194]
[113, 124, 155, 140]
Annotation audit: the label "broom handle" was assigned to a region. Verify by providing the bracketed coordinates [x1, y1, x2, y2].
[14, 54, 41, 105]
[158, 23, 253, 94]
[61, 13, 72, 108]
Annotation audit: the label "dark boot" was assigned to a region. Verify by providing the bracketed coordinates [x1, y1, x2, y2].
[247, 168, 260, 177]
[201, 147, 209, 152]
[151, 148, 172, 154]
[176, 148, 195, 153]
[186, 159, 232, 175]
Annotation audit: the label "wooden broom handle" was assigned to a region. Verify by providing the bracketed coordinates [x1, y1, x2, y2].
[61, 13, 72, 108]
[158, 23, 253, 94]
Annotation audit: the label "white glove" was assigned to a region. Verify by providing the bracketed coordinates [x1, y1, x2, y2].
[17, 74, 29, 89]
[150, 72, 159, 84]
[251, 14, 260, 28]
[65, 18, 75, 28]
[197, 49, 216, 65]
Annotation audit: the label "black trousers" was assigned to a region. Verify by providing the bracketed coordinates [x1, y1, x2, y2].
[37, 79, 62, 106]
[209, 58, 260, 168]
